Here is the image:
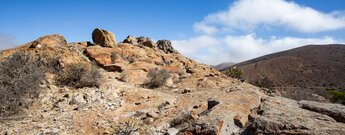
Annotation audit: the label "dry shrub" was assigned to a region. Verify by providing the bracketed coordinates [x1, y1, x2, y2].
[112, 118, 147, 135]
[0, 51, 45, 118]
[145, 69, 171, 88]
[55, 63, 101, 88]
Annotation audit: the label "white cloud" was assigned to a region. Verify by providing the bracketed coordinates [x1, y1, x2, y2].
[193, 22, 218, 35]
[173, 34, 342, 65]
[224, 34, 340, 62]
[172, 35, 221, 57]
[0, 34, 17, 50]
[172, 0, 345, 65]
[197, 0, 345, 34]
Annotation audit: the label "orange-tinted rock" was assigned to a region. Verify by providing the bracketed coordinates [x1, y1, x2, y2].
[85, 46, 112, 65]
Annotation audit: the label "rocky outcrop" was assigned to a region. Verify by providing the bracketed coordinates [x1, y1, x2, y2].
[123, 35, 138, 44]
[166, 84, 265, 135]
[92, 28, 116, 48]
[157, 40, 178, 54]
[136, 36, 156, 48]
[299, 100, 345, 123]
[246, 97, 345, 135]
[30, 34, 67, 48]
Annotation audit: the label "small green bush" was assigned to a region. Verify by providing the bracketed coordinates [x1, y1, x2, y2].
[145, 69, 171, 88]
[0, 52, 45, 118]
[55, 63, 101, 88]
[328, 90, 345, 104]
[224, 67, 243, 79]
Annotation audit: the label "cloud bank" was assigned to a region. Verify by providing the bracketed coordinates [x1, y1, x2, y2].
[173, 0, 345, 65]
[173, 35, 339, 65]
[196, 0, 345, 34]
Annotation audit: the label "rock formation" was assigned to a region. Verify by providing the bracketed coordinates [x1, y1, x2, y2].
[123, 35, 138, 44]
[92, 28, 116, 48]
[157, 40, 178, 54]
[29, 34, 67, 48]
[0, 28, 344, 135]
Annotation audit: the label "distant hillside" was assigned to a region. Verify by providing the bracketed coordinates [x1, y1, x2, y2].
[223, 45, 345, 101]
[212, 62, 235, 70]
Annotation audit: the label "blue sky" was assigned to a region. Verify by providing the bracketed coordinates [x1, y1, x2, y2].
[1, 0, 345, 64]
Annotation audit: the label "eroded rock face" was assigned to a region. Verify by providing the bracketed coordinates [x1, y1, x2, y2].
[92, 28, 116, 48]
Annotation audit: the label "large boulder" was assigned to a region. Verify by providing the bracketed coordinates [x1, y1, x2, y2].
[157, 40, 178, 54]
[30, 34, 67, 48]
[92, 28, 116, 48]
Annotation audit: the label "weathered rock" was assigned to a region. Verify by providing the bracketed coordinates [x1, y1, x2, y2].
[136, 36, 149, 44]
[85, 46, 112, 65]
[70, 94, 86, 106]
[69, 41, 93, 47]
[144, 117, 154, 124]
[43, 128, 59, 135]
[299, 100, 345, 123]
[247, 97, 345, 135]
[136, 36, 157, 48]
[123, 35, 138, 44]
[164, 77, 174, 87]
[144, 40, 156, 48]
[167, 128, 179, 135]
[30, 34, 67, 48]
[92, 28, 116, 48]
[157, 40, 178, 53]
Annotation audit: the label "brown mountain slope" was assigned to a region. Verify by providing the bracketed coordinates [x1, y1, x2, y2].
[224, 45, 345, 101]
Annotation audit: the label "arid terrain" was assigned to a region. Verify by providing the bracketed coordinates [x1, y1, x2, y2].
[222, 45, 345, 103]
[0, 29, 344, 135]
